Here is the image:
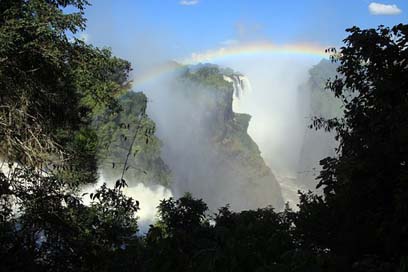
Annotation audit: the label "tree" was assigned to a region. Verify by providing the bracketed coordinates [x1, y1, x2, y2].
[0, 1, 141, 271]
[297, 24, 408, 271]
[143, 194, 214, 272]
[0, 0, 131, 183]
[143, 195, 321, 272]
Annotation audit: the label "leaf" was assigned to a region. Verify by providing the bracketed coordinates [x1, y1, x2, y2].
[115, 178, 127, 189]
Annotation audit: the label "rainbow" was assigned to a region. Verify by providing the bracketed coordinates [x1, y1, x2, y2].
[132, 42, 330, 88]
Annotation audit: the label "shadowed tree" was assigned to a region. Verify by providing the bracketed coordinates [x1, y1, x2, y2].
[296, 24, 408, 271]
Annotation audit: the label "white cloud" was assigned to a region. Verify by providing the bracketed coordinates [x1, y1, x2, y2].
[369, 2, 402, 15]
[179, 0, 199, 6]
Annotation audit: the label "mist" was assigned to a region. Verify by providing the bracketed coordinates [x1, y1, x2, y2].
[144, 70, 283, 212]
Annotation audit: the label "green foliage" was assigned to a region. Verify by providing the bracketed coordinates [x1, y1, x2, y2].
[0, 0, 131, 181]
[182, 64, 232, 92]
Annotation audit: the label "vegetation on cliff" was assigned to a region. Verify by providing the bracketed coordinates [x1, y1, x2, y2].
[161, 64, 284, 210]
[94, 91, 171, 187]
[181, 64, 263, 157]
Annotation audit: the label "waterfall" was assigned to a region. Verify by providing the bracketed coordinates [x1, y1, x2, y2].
[240, 75, 252, 94]
[232, 75, 243, 98]
[223, 74, 252, 112]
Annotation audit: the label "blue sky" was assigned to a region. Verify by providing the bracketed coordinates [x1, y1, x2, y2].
[82, 0, 407, 61]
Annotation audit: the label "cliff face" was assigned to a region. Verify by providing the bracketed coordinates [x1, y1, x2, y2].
[296, 59, 341, 190]
[94, 91, 171, 186]
[153, 64, 284, 211]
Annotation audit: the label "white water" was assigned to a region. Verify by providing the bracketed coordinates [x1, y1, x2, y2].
[223, 74, 252, 112]
[82, 174, 172, 234]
